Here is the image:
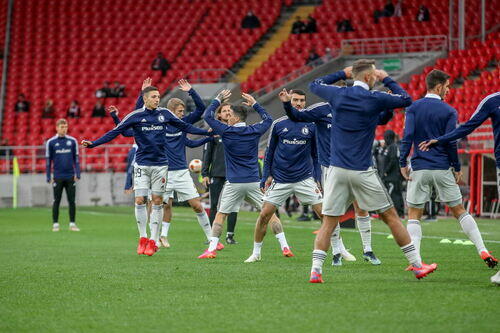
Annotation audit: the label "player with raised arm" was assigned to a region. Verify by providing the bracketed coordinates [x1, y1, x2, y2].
[82, 85, 211, 257]
[416, 90, 499, 270]
[198, 90, 281, 259]
[306, 59, 436, 283]
[111, 79, 214, 249]
[243, 90, 322, 263]
[46, 119, 81, 232]
[283, 87, 394, 266]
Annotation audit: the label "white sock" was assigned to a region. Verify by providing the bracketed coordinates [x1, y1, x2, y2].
[401, 242, 422, 267]
[196, 211, 212, 241]
[275, 232, 289, 250]
[356, 215, 372, 252]
[459, 213, 487, 254]
[312, 249, 327, 274]
[69, 222, 76, 227]
[208, 236, 219, 252]
[330, 224, 341, 255]
[149, 204, 163, 243]
[253, 242, 263, 256]
[53, 223, 60, 228]
[161, 221, 170, 237]
[407, 219, 422, 254]
[135, 204, 148, 238]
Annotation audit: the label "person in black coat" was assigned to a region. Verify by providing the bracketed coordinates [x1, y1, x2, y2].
[379, 130, 405, 217]
[151, 52, 171, 77]
[241, 11, 261, 29]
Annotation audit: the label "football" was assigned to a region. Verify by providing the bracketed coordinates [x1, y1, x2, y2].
[188, 159, 202, 173]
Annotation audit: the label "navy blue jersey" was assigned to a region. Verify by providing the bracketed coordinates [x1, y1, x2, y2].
[46, 135, 80, 182]
[435, 92, 500, 168]
[262, 116, 320, 185]
[203, 99, 272, 183]
[88, 107, 210, 166]
[309, 70, 412, 170]
[400, 94, 461, 171]
[284, 101, 394, 167]
[116, 89, 210, 170]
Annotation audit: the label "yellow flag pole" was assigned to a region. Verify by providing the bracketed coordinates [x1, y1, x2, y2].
[12, 157, 20, 209]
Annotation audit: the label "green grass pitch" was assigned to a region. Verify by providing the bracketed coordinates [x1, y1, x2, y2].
[1, 206, 499, 332]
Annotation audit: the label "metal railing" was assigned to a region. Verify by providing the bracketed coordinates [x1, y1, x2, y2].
[253, 49, 341, 98]
[341, 35, 448, 55]
[0, 144, 132, 174]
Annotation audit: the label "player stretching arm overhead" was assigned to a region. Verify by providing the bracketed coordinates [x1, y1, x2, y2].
[82, 86, 211, 257]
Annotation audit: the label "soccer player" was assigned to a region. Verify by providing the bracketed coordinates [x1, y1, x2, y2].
[416, 89, 499, 268]
[82, 86, 211, 257]
[283, 88, 394, 266]
[46, 118, 81, 232]
[243, 91, 322, 263]
[202, 103, 239, 244]
[307, 59, 436, 283]
[198, 90, 277, 259]
[113, 79, 214, 249]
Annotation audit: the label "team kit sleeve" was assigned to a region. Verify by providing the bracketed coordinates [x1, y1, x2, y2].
[309, 70, 347, 102]
[443, 111, 461, 172]
[110, 112, 134, 137]
[399, 108, 415, 168]
[88, 114, 137, 148]
[73, 139, 81, 179]
[376, 77, 413, 110]
[435, 99, 492, 144]
[164, 109, 212, 136]
[283, 101, 328, 122]
[251, 102, 273, 134]
[185, 136, 213, 148]
[203, 99, 230, 134]
[182, 88, 206, 124]
[135, 95, 144, 109]
[310, 126, 322, 183]
[124, 147, 136, 190]
[45, 140, 53, 182]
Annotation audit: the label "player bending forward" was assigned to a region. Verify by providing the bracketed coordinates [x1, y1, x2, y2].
[243, 90, 323, 262]
[198, 90, 290, 259]
[82, 86, 210, 256]
[307, 60, 437, 283]
[283, 87, 395, 266]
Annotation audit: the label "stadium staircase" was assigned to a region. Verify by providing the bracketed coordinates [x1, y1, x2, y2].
[235, 5, 317, 84]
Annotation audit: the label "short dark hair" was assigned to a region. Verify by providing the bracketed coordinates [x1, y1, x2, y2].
[334, 80, 347, 87]
[352, 59, 376, 77]
[142, 86, 159, 96]
[232, 105, 248, 122]
[290, 89, 306, 97]
[426, 69, 450, 90]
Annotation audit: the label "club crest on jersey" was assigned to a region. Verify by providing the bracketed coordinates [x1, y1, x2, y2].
[66, 140, 71, 146]
[301, 127, 309, 135]
[158, 115, 165, 122]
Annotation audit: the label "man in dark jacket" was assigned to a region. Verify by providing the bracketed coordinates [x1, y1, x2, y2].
[379, 130, 404, 216]
[202, 102, 239, 244]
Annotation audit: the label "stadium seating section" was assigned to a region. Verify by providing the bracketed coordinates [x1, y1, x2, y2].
[0, 0, 498, 173]
[242, 0, 498, 93]
[376, 33, 499, 141]
[1, 0, 281, 172]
